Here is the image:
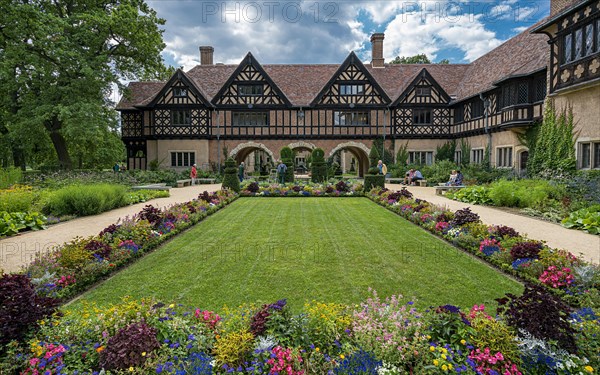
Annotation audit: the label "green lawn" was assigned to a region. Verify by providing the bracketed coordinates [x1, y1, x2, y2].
[71, 198, 522, 311]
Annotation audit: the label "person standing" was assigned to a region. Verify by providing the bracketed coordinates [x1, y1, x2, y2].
[112, 162, 120, 174]
[276, 160, 287, 184]
[190, 164, 197, 185]
[238, 162, 245, 182]
[377, 160, 388, 176]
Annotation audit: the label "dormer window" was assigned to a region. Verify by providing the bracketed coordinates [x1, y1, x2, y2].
[238, 84, 263, 96]
[173, 87, 187, 97]
[415, 87, 431, 96]
[339, 84, 364, 95]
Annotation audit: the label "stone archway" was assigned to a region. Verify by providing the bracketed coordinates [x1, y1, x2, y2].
[328, 142, 371, 177]
[288, 142, 316, 174]
[230, 142, 276, 173]
[288, 141, 317, 151]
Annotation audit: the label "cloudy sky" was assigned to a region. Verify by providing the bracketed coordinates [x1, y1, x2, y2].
[147, 0, 549, 69]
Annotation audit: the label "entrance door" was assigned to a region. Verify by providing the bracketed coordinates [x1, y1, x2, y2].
[519, 151, 528, 176]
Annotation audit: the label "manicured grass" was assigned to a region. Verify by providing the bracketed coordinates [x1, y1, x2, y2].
[72, 198, 522, 311]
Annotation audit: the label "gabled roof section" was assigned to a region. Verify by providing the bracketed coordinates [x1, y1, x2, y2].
[140, 69, 212, 108]
[211, 52, 292, 107]
[116, 81, 165, 110]
[391, 68, 452, 106]
[311, 51, 391, 107]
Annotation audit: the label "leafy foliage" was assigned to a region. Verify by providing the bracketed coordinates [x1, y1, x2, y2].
[0, 167, 22, 189]
[450, 207, 480, 226]
[0, 211, 46, 237]
[527, 99, 577, 177]
[99, 321, 160, 370]
[510, 241, 544, 260]
[222, 158, 240, 192]
[0, 274, 59, 348]
[280, 146, 295, 183]
[497, 284, 577, 353]
[45, 184, 128, 216]
[435, 141, 456, 162]
[561, 205, 600, 235]
[310, 148, 327, 183]
[389, 54, 431, 64]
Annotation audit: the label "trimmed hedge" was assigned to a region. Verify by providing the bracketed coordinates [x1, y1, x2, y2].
[363, 175, 384, 191]
[310, 148, 327, 183]
[221, 158, 240, 192]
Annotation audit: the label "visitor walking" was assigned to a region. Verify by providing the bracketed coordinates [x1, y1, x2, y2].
[377, 160, 388, 176]
[277, 160, 287, 184]
[112, 162, 120, 174]
[190, 164, 197, 185]
[238, 162, 245, 182]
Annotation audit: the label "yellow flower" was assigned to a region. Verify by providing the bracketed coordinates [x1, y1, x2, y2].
[585, 366, 594, 373]
[433, 359, 439, 366]
[96, 346, 104, 353]
[426, 335, 431, 339]
[441, 354, 447, 360]
[142, 352, 146, 357]
[129, 367, 134, 372]
[448, 364, 453, 370]
[340, 354, 345, 359]
[441, 348, 447, 354]
[442, 364, 448, 371]
[429, 346, 435, 352]
[315, 347, 320, 352]
[169, 304, 175, 309]
[460, 339, 466, 345]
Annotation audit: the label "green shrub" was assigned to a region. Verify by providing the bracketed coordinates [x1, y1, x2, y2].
[221, 158, 240, 192]
[488, 179, 519, 207]
[561, 205, 600, 235]
[0, 187, 39, 213]
[0, 211, 47, 237]
[125, 189, 170, 204]
[280, 146, 295, 183]
[45, 184, 128, 216]
[448, 186, 492, 205]
[364, 175, 384, 191]
[421, 160, 458, 184]
[0, 167, 22, 189]
[310, 148, 327, 183]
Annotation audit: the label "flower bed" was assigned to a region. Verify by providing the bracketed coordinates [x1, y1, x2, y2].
[239, 180, 364, 197]
[366, 187, 599, 308]
[0, 185, 598, 374]
[22, 189, 236, 301]
[0, 289, 597, 374]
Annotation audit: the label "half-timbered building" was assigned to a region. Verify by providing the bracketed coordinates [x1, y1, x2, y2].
[117, 0, 600, 175]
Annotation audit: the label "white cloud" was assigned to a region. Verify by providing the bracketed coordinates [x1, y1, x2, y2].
[383, 10, 504, 62]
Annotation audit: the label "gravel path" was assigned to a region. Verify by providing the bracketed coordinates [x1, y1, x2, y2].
[1, 183, 597, 273]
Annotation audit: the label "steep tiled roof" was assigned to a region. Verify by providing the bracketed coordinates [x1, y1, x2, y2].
[454, 20, 549, 101]
[116, 82, 165, 110]
[116, 22, 549, 109]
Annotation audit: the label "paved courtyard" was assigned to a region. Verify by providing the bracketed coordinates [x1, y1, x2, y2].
[0, 183, 598, 273]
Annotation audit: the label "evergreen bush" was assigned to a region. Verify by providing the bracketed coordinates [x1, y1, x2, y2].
[221, 158, 240, 192]
[45, 184, 128, 216]
[280, 147, 295, 183]
[310, 148, 327, 183]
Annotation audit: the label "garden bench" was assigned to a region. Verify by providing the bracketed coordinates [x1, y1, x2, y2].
[197, 178, 216, 184]
[418, 180, 427, 187]
[435, 185, 465, 195]
[176, 179, 192, 188]
[131, 183, 170, 191]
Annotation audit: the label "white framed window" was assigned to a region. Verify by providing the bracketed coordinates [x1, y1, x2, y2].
[173, 87, 187, 97]
[454, 150, 462, 164]
[171, 110, 190, 126]
[238, 84, 263, 96]
[232, 112, 268, 126]
[339, 84, 364, 95]
[496, 147, 513, 168]
[578, 141, 600, 169]
[415, 86, 431, 96]
[408, 151, 434, 165]
[471, 148, 484, 164]
[170, 151, 195, 167]
[334, 111, 369, 126]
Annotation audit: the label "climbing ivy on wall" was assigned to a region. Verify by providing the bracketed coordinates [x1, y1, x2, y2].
[527, 99, 577, 177]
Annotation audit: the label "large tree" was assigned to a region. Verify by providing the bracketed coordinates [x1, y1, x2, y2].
[0, 0, 168, 169]
[389, 54, 450, 64]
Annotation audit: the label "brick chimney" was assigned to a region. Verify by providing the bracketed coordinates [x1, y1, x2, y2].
[199, 46, 214, 65]
[370, 33, 385, 68]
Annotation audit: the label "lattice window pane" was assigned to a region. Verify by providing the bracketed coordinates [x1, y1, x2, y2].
[518, 82, 529, 104]
[580, 143, 591, 168]
[585, 24, 594, 56]
[575, 28, 583, 59]
[535, 79, 546, 102]
[171, 152, 176, 167]
[597, 19, 600, 52]
[564, 34, 573, 63]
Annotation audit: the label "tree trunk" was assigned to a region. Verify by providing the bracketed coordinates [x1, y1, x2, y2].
[44, 116, 72, 170]
[12, 147, 26, 171]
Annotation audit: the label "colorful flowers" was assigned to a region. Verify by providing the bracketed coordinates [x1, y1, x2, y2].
[539, 266, 575, 288]
[479, 238, 501, 256]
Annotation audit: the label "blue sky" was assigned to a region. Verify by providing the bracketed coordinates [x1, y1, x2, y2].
[146, 0, 550, 69]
